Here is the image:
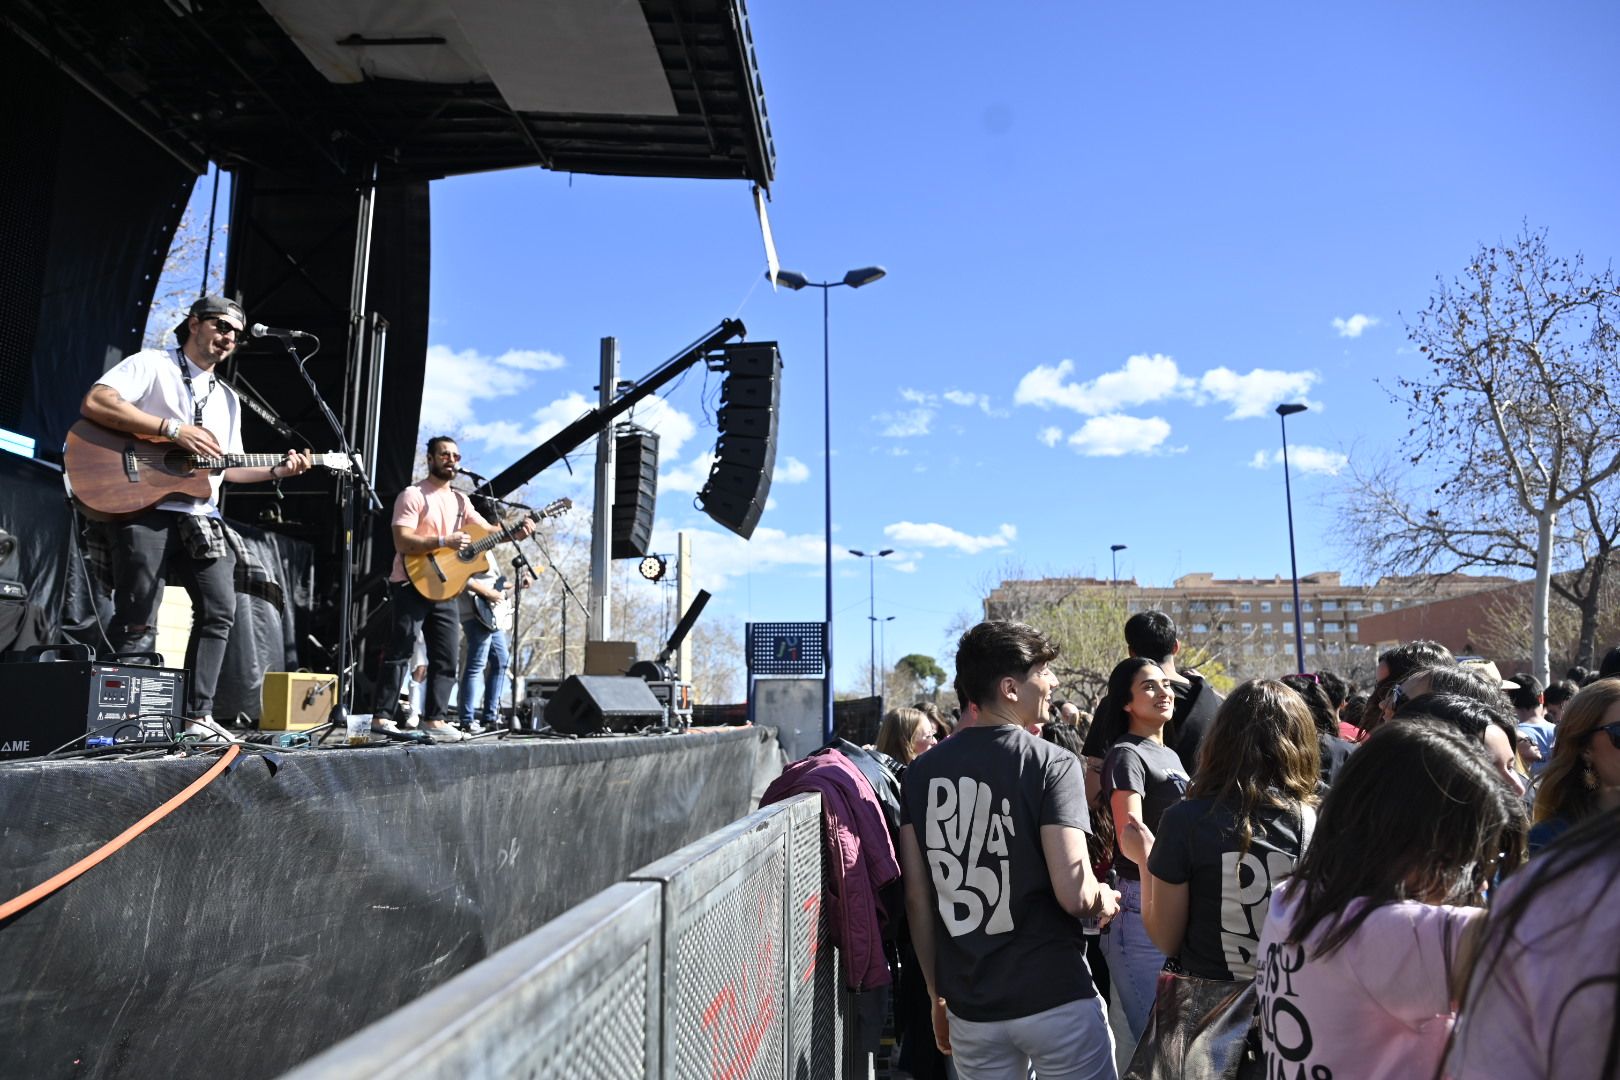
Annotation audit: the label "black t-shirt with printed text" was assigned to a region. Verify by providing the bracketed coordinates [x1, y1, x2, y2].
[1102, 734, 1189, 880]
[1145, 796, 1311, 980]
[900, 724, 1096, 1022]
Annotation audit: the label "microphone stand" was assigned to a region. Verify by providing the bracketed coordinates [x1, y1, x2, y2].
[273, 333, 382, 741]
[507, 547, 536, 731]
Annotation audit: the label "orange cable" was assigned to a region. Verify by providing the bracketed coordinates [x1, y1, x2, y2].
[0, 744, 240, 922]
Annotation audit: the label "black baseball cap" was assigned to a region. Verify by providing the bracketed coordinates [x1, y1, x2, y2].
[175, 294, 246, 342]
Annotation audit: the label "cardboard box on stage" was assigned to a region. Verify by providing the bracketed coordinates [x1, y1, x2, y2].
[261, 672, 337, 730]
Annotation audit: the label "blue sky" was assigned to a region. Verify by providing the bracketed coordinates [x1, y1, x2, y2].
[412, 1, 1620, 690]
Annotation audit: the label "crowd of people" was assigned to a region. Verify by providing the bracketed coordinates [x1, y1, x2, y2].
[876, 613, 1620, 1080]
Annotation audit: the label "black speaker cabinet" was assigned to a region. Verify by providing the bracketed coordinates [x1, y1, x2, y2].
[544, 675, 666, 734]
[612, 427, 659, 559]
[701, 344, 782, 540]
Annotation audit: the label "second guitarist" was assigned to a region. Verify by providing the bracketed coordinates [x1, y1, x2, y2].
[371, 436, 532, 741]
[79, 294, 313, 732]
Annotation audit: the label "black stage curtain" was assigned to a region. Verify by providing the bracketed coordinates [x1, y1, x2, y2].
[0, 728, 776, 1079]
[0, 30, 194, 457]
[0, 456, 75, 642]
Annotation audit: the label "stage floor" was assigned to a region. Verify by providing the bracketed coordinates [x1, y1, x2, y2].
[0, 726, 779, 1079]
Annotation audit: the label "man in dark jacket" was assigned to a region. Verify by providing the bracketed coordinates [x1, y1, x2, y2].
[1080, 611, 1223, 782]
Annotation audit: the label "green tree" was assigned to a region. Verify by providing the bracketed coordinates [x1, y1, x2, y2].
[893, 653, 947, 701]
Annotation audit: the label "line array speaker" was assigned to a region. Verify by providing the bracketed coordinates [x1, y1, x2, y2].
[612, 426, 659, 559]
[700, 343, 781, 539]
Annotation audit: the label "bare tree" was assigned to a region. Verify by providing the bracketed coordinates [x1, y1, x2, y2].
[1339, 226, 1620, 681]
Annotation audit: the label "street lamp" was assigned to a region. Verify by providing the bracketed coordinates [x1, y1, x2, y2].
[1276, 402, 1309, 674]
[770, 265, 888, 740]
[1110, 543, 1127, 586]
[875, 614, 895, 697]
[849, 547, 894, 698]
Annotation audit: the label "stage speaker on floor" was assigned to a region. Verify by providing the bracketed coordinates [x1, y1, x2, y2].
[699, 343, 781, 539]
[545, 675, 666, 734]
[612, 426, 659, 559]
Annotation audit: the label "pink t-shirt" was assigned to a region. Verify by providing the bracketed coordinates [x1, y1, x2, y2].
[388, 482, 488, 582]
[1256, 882, 1481, 1080]
[1446, 856, 1620, 1079]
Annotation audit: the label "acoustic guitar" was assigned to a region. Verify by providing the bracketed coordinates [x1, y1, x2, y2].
[404, 497, 571, 602]
[64, 419, 353, 519]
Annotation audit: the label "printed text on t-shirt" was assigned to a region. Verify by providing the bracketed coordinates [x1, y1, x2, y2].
[1221, 849, 1294, 977]
[1258, 939, 1331, 1079]
[925, 777, 1016, 937]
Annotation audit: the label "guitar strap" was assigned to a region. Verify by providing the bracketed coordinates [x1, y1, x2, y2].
[174, 349, 216, 425]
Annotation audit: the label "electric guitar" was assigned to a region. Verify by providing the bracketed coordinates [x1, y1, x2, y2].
[405, 498, 571, 602]
[64, 419, 354, 519]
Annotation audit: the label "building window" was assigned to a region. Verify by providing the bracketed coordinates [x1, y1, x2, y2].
[1284, 642, 1296, 655]
[1349, 622, 1359, 634]
[1171, 602, 1181, 612]
[1302, 621, 1315, 633]
[1191, 623, 1210, 634]
[1189, 601, 1208, 612]
[1371, 602, 1385, 613]
[1348, 600, 1364, 611]
[1263, 622, 1275, 633]
[1242, 622, 1254, 632]
[1282, 602, 1294, 613]
[1322, 600, 1340, 612]
[1243, 643, 1255, 655]
[1218, 602, 1232, 611]
[1392, 600, 1404, 609]
[1305, 643, 1318, 656]
[1283, 622, 1295, 634]
[1261, 601, 1273, 613]
[1302, 601, 1315, 612]
[1326, 642, 1342, 654]
[1264, 643, 1277, 655]
[1240, 601, 1252, 613]
[1323, 622, 1341, 633]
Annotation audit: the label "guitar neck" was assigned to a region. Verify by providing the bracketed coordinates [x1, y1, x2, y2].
[468, 515, 531, 556]
[190, 453, 292, 470]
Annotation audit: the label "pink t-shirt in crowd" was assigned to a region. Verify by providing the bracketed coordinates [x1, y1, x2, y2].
[1256, 881, 1482, 1080]
[1446, 855, 1620, 1079]
[388, 482, 488, 582]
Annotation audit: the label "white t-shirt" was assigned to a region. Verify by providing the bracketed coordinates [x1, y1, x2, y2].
[95, 346, 243, 516]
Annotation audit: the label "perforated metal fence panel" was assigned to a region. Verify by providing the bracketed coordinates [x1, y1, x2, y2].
[784, 794, 845, 1079]
[634, 799, 795, 1080]
[281, 883, 663, 1080]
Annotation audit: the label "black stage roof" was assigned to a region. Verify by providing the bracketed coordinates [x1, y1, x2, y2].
[4, 0, 775, 186]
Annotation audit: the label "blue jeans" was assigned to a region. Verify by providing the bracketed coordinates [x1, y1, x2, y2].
[1098, 878, 1165, 1048]
[458, 619, 509, 725]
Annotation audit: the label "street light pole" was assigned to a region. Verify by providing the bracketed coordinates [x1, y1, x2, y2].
[1110, 543, 1127, 586]
[849, 548, 894, 698]
[1276, 403, 1309, 674]
[770, 267, 887, 742]
[877, 614, 895, 697]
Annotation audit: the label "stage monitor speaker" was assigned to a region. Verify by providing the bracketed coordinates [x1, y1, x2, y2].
[260, 672, 336, 730]
[700, 344, 781, 539]
[612, 427, 659, 559]
[545, 675, 666, 734]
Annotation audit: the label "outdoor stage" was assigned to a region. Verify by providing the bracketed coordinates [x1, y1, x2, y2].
[0, 726, 780, 1079]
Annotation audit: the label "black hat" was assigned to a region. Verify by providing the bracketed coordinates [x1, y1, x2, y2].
[175, 294, 246, 343]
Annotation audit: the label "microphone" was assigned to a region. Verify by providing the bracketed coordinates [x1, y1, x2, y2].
[250, 323, 316, 340]
[457, 467, 488, 483]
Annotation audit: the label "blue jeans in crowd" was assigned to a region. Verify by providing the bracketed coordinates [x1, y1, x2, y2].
[458, 619, 510, 727]
[1098, 877, 1165, 1048]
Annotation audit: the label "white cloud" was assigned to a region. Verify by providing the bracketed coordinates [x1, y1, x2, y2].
[464, 391, 592, 451]
[661, 450, 715, 494]
[777, 456, 811, 484]
[883, 521, 1016, 555]
[419, 344, 558, 432]
[1037, 426, 1063, 448]
[943, 389, 996, 414]
[1014, 354, 1184, 415]
[625, 395, 697, 463]
[1066, 414, 1173, 457]
[655, 524, 844, 591]
[1193, 368, 1320, 420]
[1248, 445, 1349, 476]
[1331, 314, 1380, 338]
[880, 407, 935, 437]
[900, 387, 935, 405]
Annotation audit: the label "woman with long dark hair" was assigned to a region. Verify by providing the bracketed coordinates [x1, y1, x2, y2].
[1445, 805, 1620, 1077]
[1527, 678, 1620, 854]
[1254, 720, 1525, 1079]
[1134, 680, 1320, 978]
[1279, 672, 1349, 786]
[1099, 655, 1191, 1044]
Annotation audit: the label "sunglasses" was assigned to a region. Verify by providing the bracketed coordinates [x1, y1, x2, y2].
[1594, 721, 1620, 751]
[205, 317, 244, 337]
[1386, 683, 1412, 713]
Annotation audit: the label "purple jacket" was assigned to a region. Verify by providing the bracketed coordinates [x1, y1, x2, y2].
[763, 748, 901, 991]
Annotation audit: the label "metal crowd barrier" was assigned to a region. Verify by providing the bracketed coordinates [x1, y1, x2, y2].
[282, 793, 857, 1079]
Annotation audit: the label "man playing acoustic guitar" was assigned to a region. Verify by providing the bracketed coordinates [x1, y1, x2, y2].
[372, 436, 533, 741]
[79, 295, 313, 732]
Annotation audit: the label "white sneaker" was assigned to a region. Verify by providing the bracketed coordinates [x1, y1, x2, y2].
[185, 717, 231, 742]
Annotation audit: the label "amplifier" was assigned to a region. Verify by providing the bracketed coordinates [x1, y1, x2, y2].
[261, 672, 337, 731]
[0, 661, 186, 760]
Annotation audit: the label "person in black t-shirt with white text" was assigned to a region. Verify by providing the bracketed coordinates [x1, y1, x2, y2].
[899, 620, 1121, 1080]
